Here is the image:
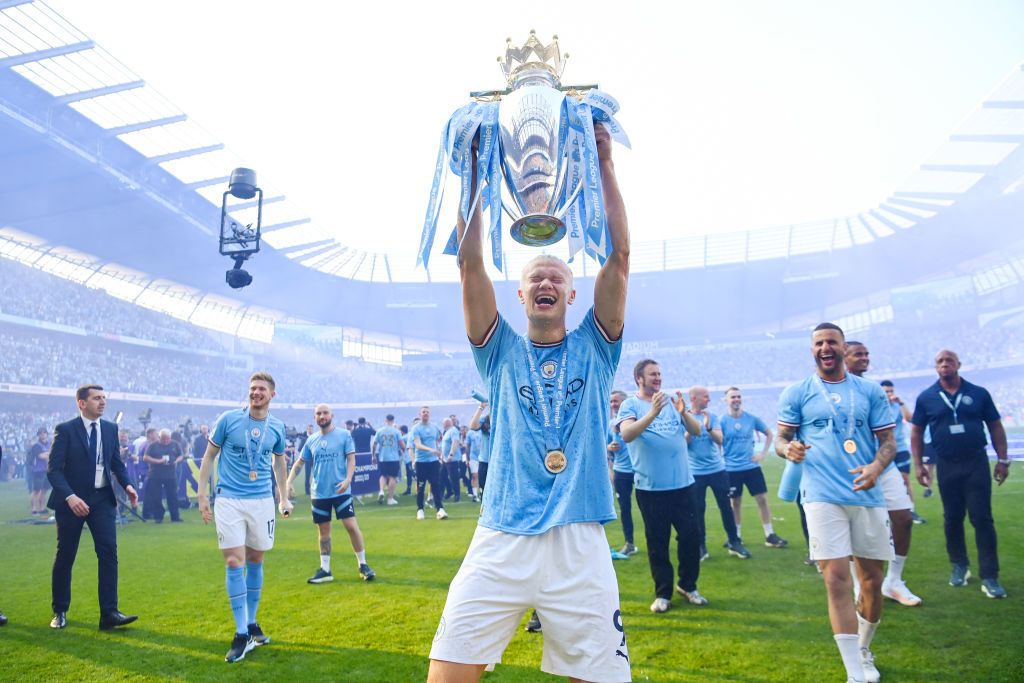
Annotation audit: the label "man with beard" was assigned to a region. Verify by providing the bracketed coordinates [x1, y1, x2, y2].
[618, 360, 706, 613]
[844, 342, 921, 607]
[777, 324, 896, 683]
[287, 404, 375, 584]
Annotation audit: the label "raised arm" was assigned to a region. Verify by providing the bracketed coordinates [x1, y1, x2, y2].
[592, 124, 629, 340]
[458, 147, 498, 345]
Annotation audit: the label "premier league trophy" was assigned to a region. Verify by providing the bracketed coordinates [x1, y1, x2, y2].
[418, 31, 629, 271]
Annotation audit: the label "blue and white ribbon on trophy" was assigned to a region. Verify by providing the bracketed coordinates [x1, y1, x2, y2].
[417, 89, 629, 271]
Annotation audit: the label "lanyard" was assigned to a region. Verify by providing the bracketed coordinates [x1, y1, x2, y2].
[815, 377, 856, 441]
[245, 409, 270, 474]
[523, 337, 570, 453]
[938, 391, 963, 424]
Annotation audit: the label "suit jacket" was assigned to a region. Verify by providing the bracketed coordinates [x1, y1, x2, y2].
[47, 418, 132, 511]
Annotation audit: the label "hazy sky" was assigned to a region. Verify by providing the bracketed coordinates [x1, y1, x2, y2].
[46, 1, 1024, 255]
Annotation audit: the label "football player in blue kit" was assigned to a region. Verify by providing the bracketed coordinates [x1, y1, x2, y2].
[286, 404, 375, 585]
[197, 372, 292, 663]
[428, 123, 631, 682]
[776, 324, 897, 683]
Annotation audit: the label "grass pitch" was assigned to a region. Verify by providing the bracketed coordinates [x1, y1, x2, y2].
[1, 459, 1021, 682]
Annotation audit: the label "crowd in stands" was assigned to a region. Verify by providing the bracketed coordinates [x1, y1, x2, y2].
[0, 258, 215, 349]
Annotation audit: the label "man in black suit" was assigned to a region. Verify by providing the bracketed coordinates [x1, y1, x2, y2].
[47, 384, 140, 630]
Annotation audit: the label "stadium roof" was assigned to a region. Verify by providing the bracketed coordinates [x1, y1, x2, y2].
[2, 2, 1022, 283]
[1, 1, 1023, 345]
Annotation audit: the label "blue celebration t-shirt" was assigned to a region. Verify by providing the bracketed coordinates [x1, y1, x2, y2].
[300, 428, 356, 501]
[472, 307, 620, 535]
[721, 411, 769, 472]
[777, 373, 895, 507]
[609, 423, 632, 473]
[891, 402, 911, 453]
[474, 415, 492, 464]
[687, 411, 725, 476]
[441, 426, 461, 462]
[373, 425, 403, 462]
[210, 408, 287, 499]
[411, 423, 442, 463]
[615, 394, 693, 491]
[466, 429, 482, 461]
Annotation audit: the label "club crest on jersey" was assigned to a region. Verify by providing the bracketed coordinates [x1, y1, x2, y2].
[250, 427, 262, 438]
[540, 360, 558, 379]
[962, 396, 974, 406]
[829, 393, 842, 404]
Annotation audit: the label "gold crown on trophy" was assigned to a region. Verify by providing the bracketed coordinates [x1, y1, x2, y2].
[498, 30, 568, 86]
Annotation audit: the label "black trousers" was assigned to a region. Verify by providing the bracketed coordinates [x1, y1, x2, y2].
[52, 491, 119, 613]
[144, 477, 179, 522]
[478, 461, 489, 492]
[937, 453, 999, 579]
[693, 470, 739, 546]
[612, 470, 635, 545]
[635, 485, 701, 599]
[404, 462, 415, 493]
[445, 461, 462, 501]
[415, 461, 444, 511]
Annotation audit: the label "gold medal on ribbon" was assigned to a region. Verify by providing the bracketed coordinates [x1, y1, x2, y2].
[249, 470, 258, 481]
[843, 439, 857, 454]
[544, 450, 567, 474]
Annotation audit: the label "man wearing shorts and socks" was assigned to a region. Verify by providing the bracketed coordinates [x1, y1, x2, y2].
[686, 386, 749, 560]
[618, 361, 707, 613]
[722, 387, 788, 548]
[287, 404, 375, 584]
[777, 324, 896, 683]
[198, 372, 293, 663]
[879, 381, 924, 524]
[429, 122, 630, 682]
[844, 343, 921, 607]
[372, 415, 403, 505]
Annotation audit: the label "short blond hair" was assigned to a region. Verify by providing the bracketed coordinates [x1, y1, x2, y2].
[250, 371, 276, 392]
[520, 255, 573, 286]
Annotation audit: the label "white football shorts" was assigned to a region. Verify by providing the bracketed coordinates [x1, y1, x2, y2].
[430, 522, 631, 682]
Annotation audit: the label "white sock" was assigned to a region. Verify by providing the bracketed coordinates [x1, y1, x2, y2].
[850, 560, 860, 597]
[355, 550, 366, 565]
[834, 634, 864, 681]
[762, 522, 774, 537]
[857, 612, 879, 651]
[886, 555, 907, 583]
[320, 554, 331, 572]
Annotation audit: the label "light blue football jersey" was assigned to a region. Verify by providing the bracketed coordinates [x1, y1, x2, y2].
[441, 426, 461, 462]
[777, 374, 895, 507]
[210, 408, 287, 499]
[609, 423, 632, 474]
[412, 422, 442, 463]
[615, 394, 693, 491]
[721, 412, 769, 472]
[373, 425, 403, 462]
[466, 429, 482, 461]
[687, 411, 725, 476]
[471, 307, 620, 535]
[300, 427, 356, 501]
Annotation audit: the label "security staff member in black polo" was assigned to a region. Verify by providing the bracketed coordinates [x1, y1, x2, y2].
[910, 349, 1009, 599]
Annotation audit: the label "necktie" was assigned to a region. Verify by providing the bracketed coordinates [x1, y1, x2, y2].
[90, 422, 99, 465]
